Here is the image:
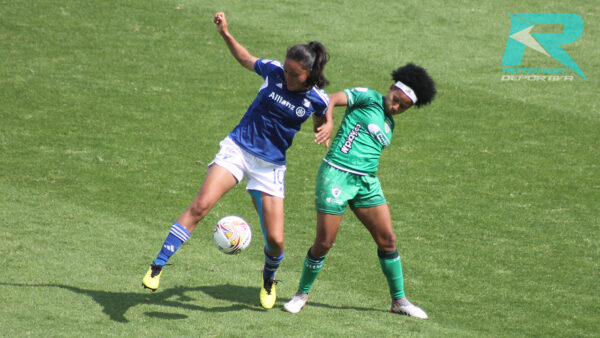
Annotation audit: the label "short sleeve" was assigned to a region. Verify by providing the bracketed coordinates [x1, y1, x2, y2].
[254, 58, 283, 79]
[343, 87, 373, 108]
[312, 88, 329, 117]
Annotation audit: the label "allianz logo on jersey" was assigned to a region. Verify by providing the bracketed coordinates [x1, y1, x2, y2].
[268, 91, 307, 117]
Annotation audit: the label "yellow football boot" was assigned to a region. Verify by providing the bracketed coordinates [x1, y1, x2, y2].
[260, 277, 278, 309]
[142, 264, 163, 291]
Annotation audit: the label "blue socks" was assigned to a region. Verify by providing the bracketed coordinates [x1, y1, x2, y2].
[152, 221, 284, 283]
[152, 222, 191, 266]
[263, 249, 284, 280]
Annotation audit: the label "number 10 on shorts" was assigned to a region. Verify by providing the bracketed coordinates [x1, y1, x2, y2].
[273, 168, 285, 185]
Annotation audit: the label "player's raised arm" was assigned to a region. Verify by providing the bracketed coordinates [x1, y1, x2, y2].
[214, 12, 258, 72]
[314, 91, 347, 147]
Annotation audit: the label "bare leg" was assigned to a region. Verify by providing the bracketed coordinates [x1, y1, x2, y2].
[310, 212, 344, 257]
[250, 191, 285, 256]
[351, 204, 427, 318]
[177, 164, 238, 233]
[142, 164, 239, 290]
[284, 211, 345, 312]
[251, 191, 285, 309]
[351, 204, 396, 252]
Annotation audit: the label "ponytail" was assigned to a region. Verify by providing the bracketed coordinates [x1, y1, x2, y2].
[307, 41, 329, 88]
[286, 41, 330, 88]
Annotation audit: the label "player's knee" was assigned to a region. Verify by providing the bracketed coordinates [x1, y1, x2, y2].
[265, 234, 284, 253]
[376, 232, 396, 252]
[313, 238, 335, 256]
[189, 199, 213, 220]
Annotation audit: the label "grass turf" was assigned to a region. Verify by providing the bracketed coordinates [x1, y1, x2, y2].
[1, 0, 598, 336]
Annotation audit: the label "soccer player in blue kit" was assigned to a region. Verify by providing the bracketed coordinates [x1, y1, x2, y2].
[142, 12, 333, 310]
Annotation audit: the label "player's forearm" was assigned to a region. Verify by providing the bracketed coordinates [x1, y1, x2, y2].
[313, 102, 330, 130]
[313, 115, 325, 132]
[313, 102, 334, 132]
[219, 31, 255, 71]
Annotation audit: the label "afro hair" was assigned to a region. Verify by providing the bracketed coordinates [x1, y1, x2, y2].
[392, 63, 436, 108]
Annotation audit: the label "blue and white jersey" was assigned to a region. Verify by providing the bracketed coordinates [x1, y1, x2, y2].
[228, 58, 329, 165]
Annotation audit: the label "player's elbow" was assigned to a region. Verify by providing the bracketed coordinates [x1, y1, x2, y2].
[238, 55, 257, 71]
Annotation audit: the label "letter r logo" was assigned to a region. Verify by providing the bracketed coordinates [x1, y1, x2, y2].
[501, 13, 586, 80]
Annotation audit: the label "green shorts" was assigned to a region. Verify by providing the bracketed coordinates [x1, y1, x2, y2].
[315, 161, 386, 215]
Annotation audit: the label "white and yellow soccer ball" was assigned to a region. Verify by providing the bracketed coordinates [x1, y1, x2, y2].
[213, 216, 252, 254]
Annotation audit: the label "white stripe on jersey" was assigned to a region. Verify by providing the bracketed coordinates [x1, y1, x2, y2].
[261, 59, 283, 69]
[323, 158, 367, 176]
[344, 89, 354, 107]
[313, 87, 330, 115]
[259, 76, 269, 92]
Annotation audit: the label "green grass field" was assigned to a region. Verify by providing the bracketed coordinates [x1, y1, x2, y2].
[1, 0, 598, 336]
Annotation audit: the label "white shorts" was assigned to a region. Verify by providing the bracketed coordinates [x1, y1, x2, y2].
[210, 137, 286, 198]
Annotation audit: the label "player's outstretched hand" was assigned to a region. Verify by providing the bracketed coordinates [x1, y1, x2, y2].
[314, 120, 333, 148]
[214, 12, 228, 34]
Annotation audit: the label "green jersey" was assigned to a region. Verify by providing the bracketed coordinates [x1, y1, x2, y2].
[324, 88, 395, 175]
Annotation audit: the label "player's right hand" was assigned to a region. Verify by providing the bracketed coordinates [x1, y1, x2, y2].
[214, 12, 227, 34]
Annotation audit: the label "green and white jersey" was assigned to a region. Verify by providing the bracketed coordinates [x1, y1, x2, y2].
[324, 88, 395, 175]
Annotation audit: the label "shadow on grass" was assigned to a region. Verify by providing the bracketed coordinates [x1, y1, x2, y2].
[200, 284, 388, 313]
[0, 282, 383, 322]
[0, 282, 261, 322]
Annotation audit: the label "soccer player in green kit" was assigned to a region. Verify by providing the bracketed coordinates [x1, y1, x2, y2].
[284, 63, 436, 318]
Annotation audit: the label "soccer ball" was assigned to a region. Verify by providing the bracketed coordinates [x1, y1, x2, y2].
[213, 216, 252, 254]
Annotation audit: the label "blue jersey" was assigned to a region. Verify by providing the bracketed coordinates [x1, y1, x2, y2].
[228, 59, 329, 165]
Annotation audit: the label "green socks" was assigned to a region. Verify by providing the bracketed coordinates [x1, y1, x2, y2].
[296, 248, 406, 299]
[298, 248, 326, 294]
[378, 249, 405, 299]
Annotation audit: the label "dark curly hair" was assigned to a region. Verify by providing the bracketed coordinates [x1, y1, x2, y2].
[391, 63, 436, 107]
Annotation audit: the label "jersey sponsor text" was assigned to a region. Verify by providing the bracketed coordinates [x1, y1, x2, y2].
[268, 91, 296, 111]
[340, 123, 362, 154]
